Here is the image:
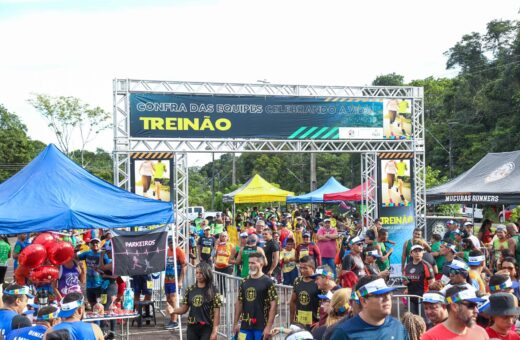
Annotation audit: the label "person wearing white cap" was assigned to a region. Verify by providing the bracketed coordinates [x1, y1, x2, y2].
[328, 275, 406, 340]
[422, 291, 448, 328]
[422, 286, 488, 340]
[401, 228, 431, 274]
[340, 236, 366, 285]
[403, 244, 434, 315]
[46, 292, 104, 340]
[439, 259, 476, 295]
[467, 250, 487, 294]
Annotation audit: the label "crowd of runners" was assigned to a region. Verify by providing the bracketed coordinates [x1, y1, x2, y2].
[2, 207, 520, 339]
[180, 208, 520, 339]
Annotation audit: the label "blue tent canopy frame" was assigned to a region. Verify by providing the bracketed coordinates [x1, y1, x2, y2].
[0, 144, 174, 235]
[286, 177, 349, 204]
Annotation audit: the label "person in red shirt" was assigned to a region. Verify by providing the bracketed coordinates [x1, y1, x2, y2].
[421, 285, 489, 340]
[484, 293, 520, 340]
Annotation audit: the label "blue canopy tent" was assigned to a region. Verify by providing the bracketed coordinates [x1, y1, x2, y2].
[0, 144, 174, 234]
[286, 177, 349, 204]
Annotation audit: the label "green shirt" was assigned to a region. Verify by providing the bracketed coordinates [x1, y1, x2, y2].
[374, 241, 390, 271]
[0, 240, 11, 266]
[431, 241, 445, 269]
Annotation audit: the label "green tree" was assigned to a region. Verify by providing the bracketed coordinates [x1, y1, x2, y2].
[28, 94, 111, 166]
[372, 73, 405, 86]
[0, 105, 46, 182]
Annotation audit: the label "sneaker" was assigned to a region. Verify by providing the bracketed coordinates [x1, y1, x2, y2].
[165, 321, 179, 329]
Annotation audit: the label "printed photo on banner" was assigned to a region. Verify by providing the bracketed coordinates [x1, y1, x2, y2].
[381, 159, 412, 207]
[132, 159, 172, 202]
[383, 99, 412, 139]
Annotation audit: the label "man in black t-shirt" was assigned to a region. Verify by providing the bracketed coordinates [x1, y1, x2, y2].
[233, 252, 278, 340]
[403, 245, 434, 314]
[290, 256, 321, 330]
[197, 227, 215, 264]
[261, 228, 280, 280]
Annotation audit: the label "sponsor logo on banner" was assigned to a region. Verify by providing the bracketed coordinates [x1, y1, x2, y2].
[444, 194, 500, 203]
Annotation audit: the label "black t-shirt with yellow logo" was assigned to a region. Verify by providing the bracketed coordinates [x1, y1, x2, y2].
[239, 275, 278, 330]
[182, 284, 222, 326]
[292, 277, 321, 326]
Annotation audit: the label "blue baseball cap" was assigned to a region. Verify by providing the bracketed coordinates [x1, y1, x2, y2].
[446, 289, 486, 304]
[422, 292, 445, 304]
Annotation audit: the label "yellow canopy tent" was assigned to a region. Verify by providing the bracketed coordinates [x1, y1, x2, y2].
[223, 174, 294, 245]
[223, 174, 294, 203]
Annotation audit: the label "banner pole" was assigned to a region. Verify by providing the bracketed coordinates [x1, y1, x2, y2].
[171, 223, 183, 340]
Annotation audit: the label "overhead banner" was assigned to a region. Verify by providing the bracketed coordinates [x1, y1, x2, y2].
[111, 227, 168, 276]
[129, 93, 412, 140]
[377, 154, 415, 276]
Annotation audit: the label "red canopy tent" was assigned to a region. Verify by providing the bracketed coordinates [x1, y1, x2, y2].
[323, 182, 368, 201]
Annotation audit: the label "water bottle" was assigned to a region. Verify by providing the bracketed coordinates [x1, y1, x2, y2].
[123, 287, 134, 312]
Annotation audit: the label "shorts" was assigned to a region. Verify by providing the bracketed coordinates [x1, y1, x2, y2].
[0, 266, 7, 284]
[154, 178, 163, 184]
[165, 283, 177, 295]
[86, 287, 102, 306]
[283, 267, 299, 286]
[238, 329, 263, 340]
[131, 275, 152, 296]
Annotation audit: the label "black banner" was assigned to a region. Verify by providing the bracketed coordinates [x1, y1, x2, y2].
[111, 227, 168, 276]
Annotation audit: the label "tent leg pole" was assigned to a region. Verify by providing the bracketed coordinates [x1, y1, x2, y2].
[171, 223, 182, 340]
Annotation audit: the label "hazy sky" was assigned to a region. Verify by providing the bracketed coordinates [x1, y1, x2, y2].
[1, 0, 518, 165]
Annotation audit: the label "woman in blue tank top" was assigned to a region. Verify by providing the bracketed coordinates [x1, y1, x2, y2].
[48, 292, 104, 340]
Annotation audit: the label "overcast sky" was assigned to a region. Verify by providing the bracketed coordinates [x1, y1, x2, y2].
[1, 0, 518, 166]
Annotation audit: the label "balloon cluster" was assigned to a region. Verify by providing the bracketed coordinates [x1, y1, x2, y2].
[18, 233, 75, 284]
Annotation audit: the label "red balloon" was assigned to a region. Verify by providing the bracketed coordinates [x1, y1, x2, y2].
[19, 244, 47, 269]
[47, 241, 75, 265]
[30, 265, 59, 284]
[32, 233, 55, 246]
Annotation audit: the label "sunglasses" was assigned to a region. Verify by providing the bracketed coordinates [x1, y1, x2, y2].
[502, 266, 515, 270]
[449, 269, 465, 275]
[354, 242, 364, 246]
[459, 301, 478, 309]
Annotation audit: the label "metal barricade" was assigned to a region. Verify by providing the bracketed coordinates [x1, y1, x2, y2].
[391, 294, 423, 319]
[208, 266, 293, 339]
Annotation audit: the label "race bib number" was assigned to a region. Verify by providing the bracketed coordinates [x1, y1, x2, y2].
[238, 332, 247, 340]
[147, 280, 154, 289]
[297, 310, 313, 325]
[299, 250, 309, 259]
[202, 247, 211, 254]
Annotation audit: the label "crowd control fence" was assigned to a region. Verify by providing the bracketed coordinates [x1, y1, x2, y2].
[182, 264, 418, 339]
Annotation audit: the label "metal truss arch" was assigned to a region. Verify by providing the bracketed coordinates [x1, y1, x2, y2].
[113, 78, 426, 251]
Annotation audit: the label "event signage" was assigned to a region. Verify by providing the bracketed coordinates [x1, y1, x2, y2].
[129, 93, 413, 140]
[111, 227, 168, 276]
[377, 154, 415, 275]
